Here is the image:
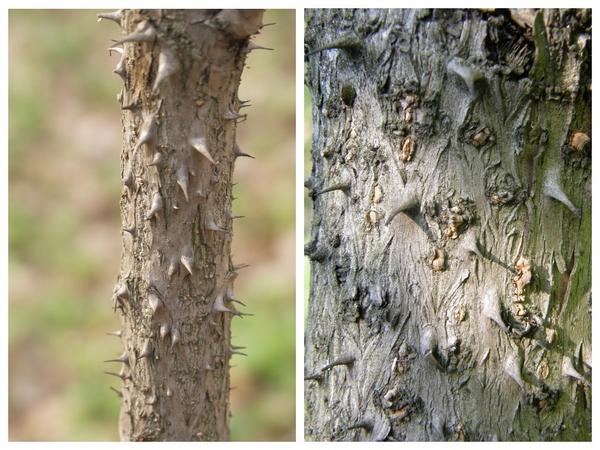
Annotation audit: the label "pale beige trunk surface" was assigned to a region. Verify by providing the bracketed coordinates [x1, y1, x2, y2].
[101, 9, 263, 441]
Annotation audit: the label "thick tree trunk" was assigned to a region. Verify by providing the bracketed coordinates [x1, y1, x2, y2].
[305, 9, 590, 441]
[99, 9, 263, 441]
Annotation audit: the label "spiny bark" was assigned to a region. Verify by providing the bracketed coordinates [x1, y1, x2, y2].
[305, 9, 590, 441]
[100, 9, 264, 441]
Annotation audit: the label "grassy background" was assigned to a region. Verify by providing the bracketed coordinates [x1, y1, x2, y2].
[8, 9, 295, 441]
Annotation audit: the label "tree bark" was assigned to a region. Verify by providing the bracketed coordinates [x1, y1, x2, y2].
[99, 9, 263, 441]
[305, 8, 591, 441]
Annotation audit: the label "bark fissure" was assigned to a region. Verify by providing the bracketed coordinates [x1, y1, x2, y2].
[305, 8, 590, 441]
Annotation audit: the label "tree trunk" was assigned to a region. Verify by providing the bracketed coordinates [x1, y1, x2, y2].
[99, 9, 263, 441]
[305, 8, 590, 441]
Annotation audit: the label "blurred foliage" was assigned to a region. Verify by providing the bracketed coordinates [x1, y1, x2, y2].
[8, 9, 295, 441]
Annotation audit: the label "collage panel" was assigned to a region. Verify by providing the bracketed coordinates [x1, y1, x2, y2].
[304, 8, 591, 442]
[8, 9, 295, 441]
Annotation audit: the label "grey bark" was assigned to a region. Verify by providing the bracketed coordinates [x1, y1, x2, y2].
[100, 9, 263, 441]
[305, 9, 591, 441]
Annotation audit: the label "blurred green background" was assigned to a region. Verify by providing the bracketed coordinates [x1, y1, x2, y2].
[8, 9, 295, 441]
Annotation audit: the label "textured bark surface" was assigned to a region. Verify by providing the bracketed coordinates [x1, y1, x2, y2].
[305, 9, 591, 441]
[101, 9, 263, 441]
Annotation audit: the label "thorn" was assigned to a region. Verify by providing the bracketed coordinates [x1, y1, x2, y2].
[180, 245, 194, 275]
[447, 57, 483, 97]
[304, 372, 323, 381]
[122, 165, 134, 192]
[167, 256, 179, 279]
[108, 46, 126, 81]
[321, 355, 355, 372]
[562, 356, 590, 386]
[135, 114, 157, 153]
[104, 351, 130, 366]
[145, 192, 164, 220]
[224, 272, 242, 304]
[229, 347, 248, 357]
[308, 33, 363, 56]
[97, 10, 123, 25]
[114, 20, 156, 45]
[223, 107, 245, 121]
[504, 352, 525, 390]
[234, 143, 255, 159]
[189, 136, 215, 164]
[228, 298, 247, 307]
[419, 326, 440, 367]
[106, 330, 122, 338]
[225, 282, 245, 305]
[147, 152, 164, 167]
[385, 186, 420, 225]
[153, 46, 180, 91]
[176, 165, 189, 202]
[205, 217, 226, 233]
[461, 228, 483, 258]
[346, 418, 373, 432]
[227, 211, 245, 220]
[230, 344, 246, 350]
[313, 182, 350, 197]
[137, 339, 153, 360]
[148, 291, 163, 315]
[170, 327, 180, 349]
[121, 102, 139, 111]
[122, 225, 136, 237]
[159, 324, 170, 340]
[543, 167, 581, 218]
[246, 41, 274, 52]
[213, 9, 265, 39]
[104, 369, 130, 381]
[482, 286, 507, 331]
[233, 263, 250, 271]
[213, 293, 252, 317]
[109, 386, 123, 398]
[212, 293, 235, 314]
[114, 283, 130, 302]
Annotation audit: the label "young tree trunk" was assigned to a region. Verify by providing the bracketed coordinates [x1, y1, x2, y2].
[99, 9, 263, 441]
[305, 9, 591, 441]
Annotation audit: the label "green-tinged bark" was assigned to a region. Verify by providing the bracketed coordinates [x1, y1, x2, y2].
[305, 8, 590, 441]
